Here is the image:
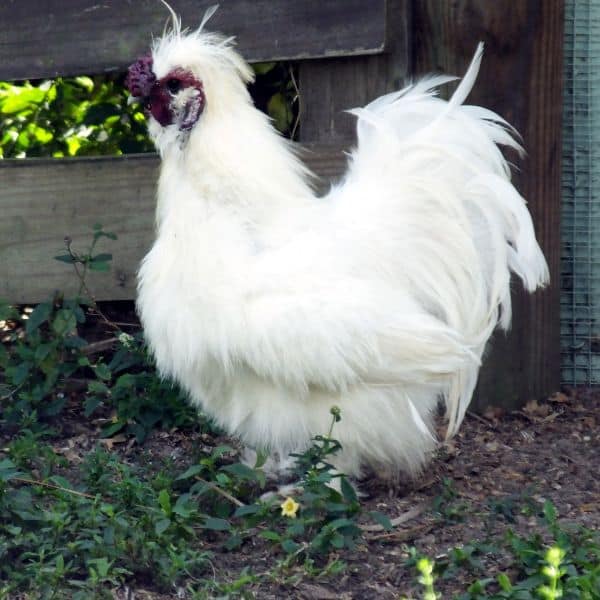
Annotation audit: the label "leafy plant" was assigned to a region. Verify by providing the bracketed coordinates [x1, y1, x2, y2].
[0, 63, 297, 161]
[404, 500, 600, 600]
[0, 226, 197, 442]
[0, 76, 152, 158]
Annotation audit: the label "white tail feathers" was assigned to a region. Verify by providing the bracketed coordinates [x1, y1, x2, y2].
[448, 42, 484, 109]
[345, 43, 548, 441]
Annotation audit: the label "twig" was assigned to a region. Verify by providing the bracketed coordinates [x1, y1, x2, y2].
[467, 410, 493, 426]
[0, 382, 24, 402]
[360, 504, 424, 533]
[63, 236, 121, 333]
[289, 65, 301, 140]
[81, 337, 119, 355]
[13, 477, 98, 500]
[366, 521, 436, 542]
[109, 321, 141, 329]
[194, 476, 245, 507]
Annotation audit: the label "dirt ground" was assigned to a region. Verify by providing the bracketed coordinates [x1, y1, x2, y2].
[98, 386, 598, 599]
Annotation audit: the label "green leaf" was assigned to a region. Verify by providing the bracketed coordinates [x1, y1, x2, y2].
[93, 362, 112, 381]
[211, 445, 234, 459]
[66, 136, 82, 156]
[368, 510, 393, 531]
[88, 260, 110, 272]
[7, 361, 31, 385]
[543, 500, 557, 525]
[52, 309, 77, 336]
[341, 477, 358, 503]
[43, 395, 67, 416]
[253, 449, 269, 469]
[54, 254, 74, 264]
[497, 572, 513, 592]
[49, 475, 75, 490]
[31, 125, 53, 144]
[173, 493, 194, 517]
[84, 396, 103, 416]
[224, 533, 243, 550]
[0, 458, 23, 481]
[252, 62, 276, 76]
[202, 517, 231, 531]
[1, 87, 46, 114]
[88, 380, 110, 395]
[234, 503, 262, 518]
[157, 489, 171, 515]
[26, 302, 52, 333]
[83, 103, 120, 125]
[34, 342, 53, 362]
[155, 518, 171, 535]
[74, 76, 94, 92]
[326, 518, 355, 531]
[101, 420, 125, 437]
[267, 92, 292, 133]
[176, 464, 204, 481]
[92, 253, 112, 263]
[281, 538, 301, 554]
[221, 462, 260, 481]
[260, 530, 281, 542]
[467, 578, 493, 594]
[287, 521, 305, 536]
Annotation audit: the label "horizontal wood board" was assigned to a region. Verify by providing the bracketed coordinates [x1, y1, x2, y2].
[0, 145, 347, 303]
[0, 0, 387, 81]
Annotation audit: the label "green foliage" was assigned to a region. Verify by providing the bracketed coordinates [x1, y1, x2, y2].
[0, 446, 212, 598]
[0, 227, 368, 596]
[249, 62, 299, 137]
[403, 500, 600, 600]
[0, 226, 198, 440]
[0, 62, 297, 160]
[2, 229, 598, 597]
[0, 76, 153, 158]
[1, 295, 87, 430]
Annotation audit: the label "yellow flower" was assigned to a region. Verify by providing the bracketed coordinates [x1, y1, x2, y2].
[280, 497, 300, 518]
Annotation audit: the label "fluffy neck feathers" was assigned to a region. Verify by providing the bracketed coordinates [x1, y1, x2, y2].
[155, 99, 315, 234]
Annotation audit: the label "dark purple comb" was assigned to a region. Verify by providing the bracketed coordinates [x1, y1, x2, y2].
[125, 55, 156, 98]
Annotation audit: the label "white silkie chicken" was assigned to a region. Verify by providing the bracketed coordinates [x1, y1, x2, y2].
[128, 9, 548, 482]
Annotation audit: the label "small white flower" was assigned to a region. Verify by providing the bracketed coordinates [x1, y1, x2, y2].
[118, 332, 134, 348]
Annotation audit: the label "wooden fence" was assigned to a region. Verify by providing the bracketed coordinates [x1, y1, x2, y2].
[0, 0, 563, 410]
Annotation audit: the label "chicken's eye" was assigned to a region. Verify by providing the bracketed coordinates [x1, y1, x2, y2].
[166, 78, 181, 94]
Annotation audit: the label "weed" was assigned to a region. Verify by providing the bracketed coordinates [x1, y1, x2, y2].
[1, 227, 598, 598]
[404, 499, 600, 600]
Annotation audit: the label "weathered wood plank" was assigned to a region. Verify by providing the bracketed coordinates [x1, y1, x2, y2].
[298, 0, 410, 143]
[0, 145, 347, 304]
[412, 0, 564, 409]
[0, 0, 387, 81]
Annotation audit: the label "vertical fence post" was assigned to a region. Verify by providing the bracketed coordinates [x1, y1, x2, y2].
[412, 0, 564, 409]
[298, 0, 411, 147]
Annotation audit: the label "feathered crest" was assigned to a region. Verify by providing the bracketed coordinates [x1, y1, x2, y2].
[158, 0, 218, 38]
[151, 1, 253, 85]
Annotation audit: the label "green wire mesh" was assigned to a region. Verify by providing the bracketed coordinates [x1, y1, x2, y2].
[561, 0, 600, 383]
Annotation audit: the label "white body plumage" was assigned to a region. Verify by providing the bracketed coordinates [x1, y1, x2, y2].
[135, 21, 548, 479]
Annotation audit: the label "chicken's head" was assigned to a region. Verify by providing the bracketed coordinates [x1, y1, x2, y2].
[126, 54, 205, 132]
[125, 5, 254, 153]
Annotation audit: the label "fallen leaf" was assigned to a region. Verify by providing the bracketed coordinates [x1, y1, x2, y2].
[100, 434, 128, 450]
[524, 399, 550, 417]
[549, 392, 570, 404]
